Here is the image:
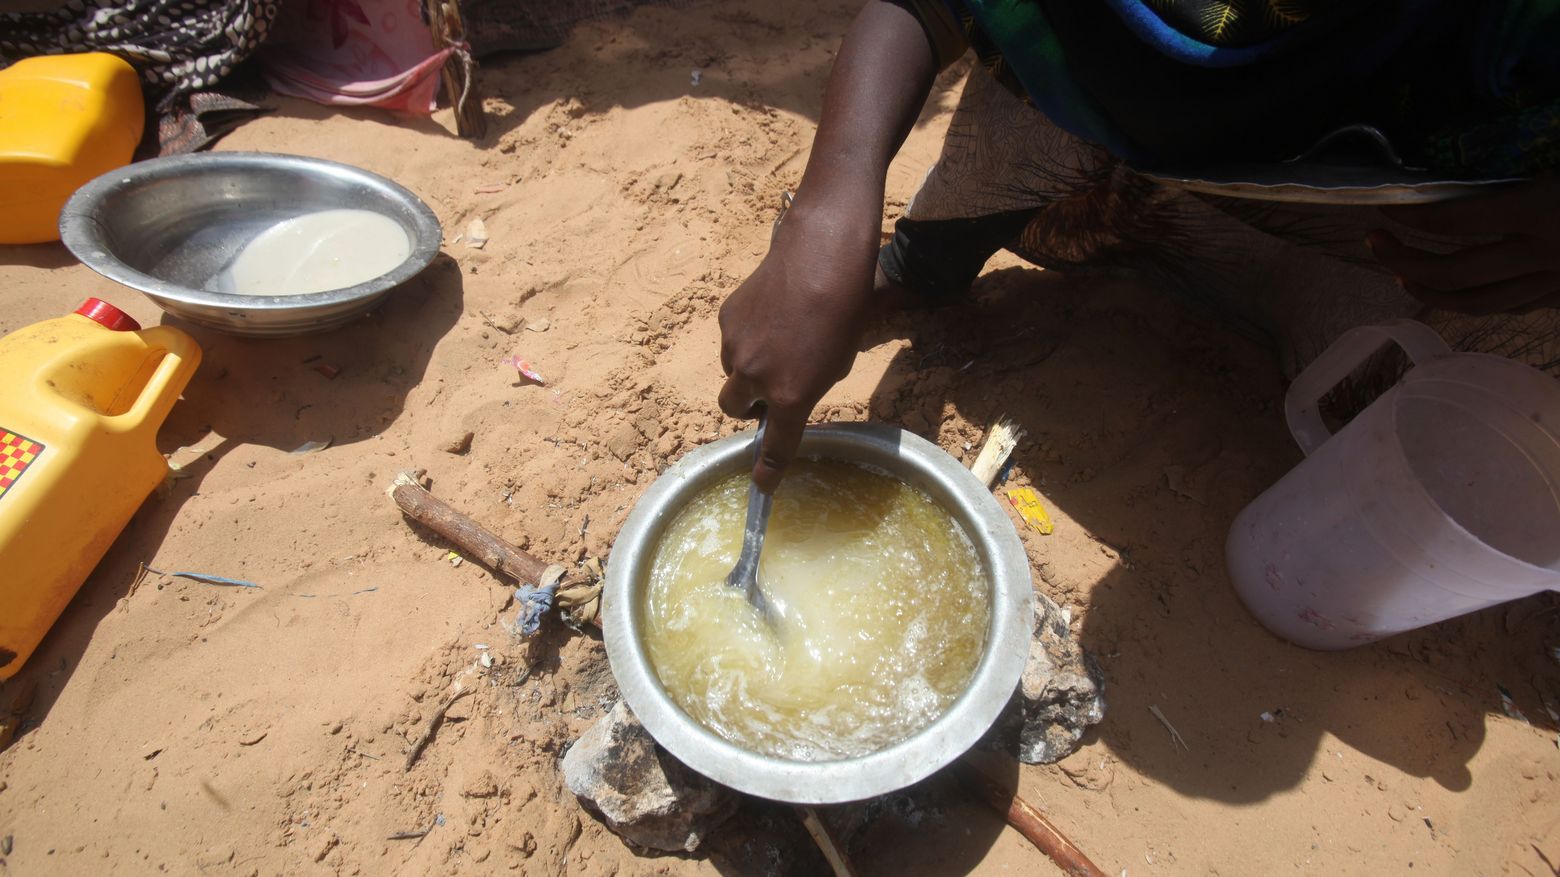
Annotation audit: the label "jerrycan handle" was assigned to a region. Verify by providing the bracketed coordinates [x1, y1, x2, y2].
[104, 326, 201, 435]
[1285, 319, 1452, 456]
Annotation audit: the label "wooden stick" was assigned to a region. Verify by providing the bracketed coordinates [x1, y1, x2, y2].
[797, 807, 859, 877]
[955, 759, 1107, 877]
[387, 824, 433, 841]
[389, 472, 550, 585]
[404, 684, 473, 771]
[388, 471, 598, 632]
[427, 0, 487, 138]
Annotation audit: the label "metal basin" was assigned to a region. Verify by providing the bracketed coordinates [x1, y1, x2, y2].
[60, 152, 442, 336]
[604, 423, 1034, 804]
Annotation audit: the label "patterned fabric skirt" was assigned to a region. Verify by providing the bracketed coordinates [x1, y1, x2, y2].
[0, 0, 689, 153]
[0, 0, 280, 154]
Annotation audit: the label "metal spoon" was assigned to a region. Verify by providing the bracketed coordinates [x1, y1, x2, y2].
[725, 411, 773, 619]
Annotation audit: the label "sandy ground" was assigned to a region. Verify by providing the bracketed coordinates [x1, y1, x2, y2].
[3, 2, 1560, 874]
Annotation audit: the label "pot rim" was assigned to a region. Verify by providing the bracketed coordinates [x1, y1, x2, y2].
[603, 422, 1033, 804]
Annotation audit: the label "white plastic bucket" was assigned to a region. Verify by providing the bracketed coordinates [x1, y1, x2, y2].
[1227, 320, 1560, 649]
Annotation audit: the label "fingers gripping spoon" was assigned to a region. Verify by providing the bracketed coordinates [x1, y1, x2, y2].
[726, 411, 774, 620]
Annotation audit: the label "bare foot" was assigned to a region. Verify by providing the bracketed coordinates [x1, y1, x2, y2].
[858, 264, 938, 350]
[874, 262, 926, 310]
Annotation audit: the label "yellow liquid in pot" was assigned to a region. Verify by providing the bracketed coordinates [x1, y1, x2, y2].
[643, 460, 990, 761]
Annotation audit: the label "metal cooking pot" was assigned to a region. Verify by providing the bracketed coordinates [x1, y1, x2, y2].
[60, 152, 442, 336]
[604, 423, 1033, 804]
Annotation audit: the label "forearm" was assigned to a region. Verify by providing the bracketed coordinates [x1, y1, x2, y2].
[788, 1, 940, 237]
[717, 2, 943, 490]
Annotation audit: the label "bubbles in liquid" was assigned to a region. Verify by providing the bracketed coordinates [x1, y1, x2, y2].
[643, 461, 990, 761]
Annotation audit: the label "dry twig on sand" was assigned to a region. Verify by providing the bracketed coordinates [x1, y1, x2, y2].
[797, 807, 858, 877]
[1149, 704, 1189, 751]
[403, 684, 474, 771]
[956, 759, 1108, 877]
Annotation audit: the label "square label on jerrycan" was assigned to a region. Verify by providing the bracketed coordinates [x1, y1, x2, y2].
[0, 428, 44, 500]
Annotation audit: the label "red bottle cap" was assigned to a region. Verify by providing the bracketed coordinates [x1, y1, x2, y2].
[74, 298, 141, 332]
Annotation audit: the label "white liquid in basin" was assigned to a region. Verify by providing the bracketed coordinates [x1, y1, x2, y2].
[213, 209, 410, 296]
[643, 461, 990, 761]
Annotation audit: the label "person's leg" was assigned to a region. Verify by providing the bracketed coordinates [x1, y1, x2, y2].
[882, 68, 1560, 378]
[878, 67, 1117, 302]
[877, 210, 1038, 301]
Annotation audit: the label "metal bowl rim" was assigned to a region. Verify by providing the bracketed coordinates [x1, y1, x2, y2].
[59, 151, 443, 311]
[603, 422, 1033, 804]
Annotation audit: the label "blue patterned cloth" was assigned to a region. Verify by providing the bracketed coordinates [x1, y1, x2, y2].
[908, 0, 1560, 173]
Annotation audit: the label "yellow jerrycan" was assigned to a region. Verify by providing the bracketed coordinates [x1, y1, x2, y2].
[0, 299, 200, 679]
[0, 52, 145, 244]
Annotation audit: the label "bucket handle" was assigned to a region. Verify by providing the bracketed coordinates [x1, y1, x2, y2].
[104, 326, 202, 435]
[1285, 319, 1452, 456]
